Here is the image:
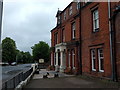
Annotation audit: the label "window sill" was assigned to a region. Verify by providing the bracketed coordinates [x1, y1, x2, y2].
[99, 70, 104, 73]
[93, 28, 99, 33]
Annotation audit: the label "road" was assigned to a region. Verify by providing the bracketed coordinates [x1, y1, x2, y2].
[1, 64, 33, 83]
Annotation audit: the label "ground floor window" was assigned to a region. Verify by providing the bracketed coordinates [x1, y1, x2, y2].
[68, 51, 71, 67]
[72, 50, 75, 68]
[54, 53, 56, 66]
[98, 48, 104, 72]
[91, 49, 96, 71]
[91, 48, 104, 72]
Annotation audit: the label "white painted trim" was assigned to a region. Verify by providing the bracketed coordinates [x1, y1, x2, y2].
[98, 49, 104, 72]
[93, 9, 99, 32]
[91, 49, 96, 71]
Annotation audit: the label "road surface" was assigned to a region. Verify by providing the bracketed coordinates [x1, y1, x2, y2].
[1, 64, 33, 83]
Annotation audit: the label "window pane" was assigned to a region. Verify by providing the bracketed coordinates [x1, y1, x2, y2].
[91, 49, 96, 71]
[93, 9, 99, 31]
[98, 49, 104, 72]
[93, 59, 96, 69]
[72, 23, 76, 39]
[100, 59, 104, 70]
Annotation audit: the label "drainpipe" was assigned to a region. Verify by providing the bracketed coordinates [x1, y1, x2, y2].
[0, 0, 3, 43]
[108, 1, 117, 81]
[78, 2, 82, 75]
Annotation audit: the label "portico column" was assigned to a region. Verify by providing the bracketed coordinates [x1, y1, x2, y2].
[60, 51, 64, 72]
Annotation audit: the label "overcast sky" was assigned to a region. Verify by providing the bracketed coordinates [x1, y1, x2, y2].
[1, 0, 73, 54]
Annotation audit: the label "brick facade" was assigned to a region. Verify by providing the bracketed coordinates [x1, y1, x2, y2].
[51, 2, 120, 81]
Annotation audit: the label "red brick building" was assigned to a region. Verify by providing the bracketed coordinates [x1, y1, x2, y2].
[50, 1, 120, 81]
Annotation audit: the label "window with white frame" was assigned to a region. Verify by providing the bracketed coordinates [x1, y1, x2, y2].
[77, 2, 80, 10]
[54, 53, 56, 66]
[93, 9, 99, 32]
[91, 49, 96, 71]
[55, 33, 58, 45]
[69, 6, 72, 15]
[58, 15, 61, 24]
[68, 51, 71, 67]
[72, 50, 75, 68]
[98, 48, 104, 72]
[72, 22, 76, 39]
[64, 11, 66, 20]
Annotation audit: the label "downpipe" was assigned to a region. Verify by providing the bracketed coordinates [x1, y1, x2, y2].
[108, 1, 117, 82]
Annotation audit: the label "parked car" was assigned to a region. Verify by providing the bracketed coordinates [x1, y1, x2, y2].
[0, 62, 9, 66]
[11, 62, 17, 66]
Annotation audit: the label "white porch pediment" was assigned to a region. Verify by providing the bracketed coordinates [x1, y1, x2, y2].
[55, 43, 66, 52]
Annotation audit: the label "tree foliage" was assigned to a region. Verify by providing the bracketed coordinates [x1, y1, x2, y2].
[31, 41, 50, 63]
[2, 37, 17, 64]
[16, 50, 33, 63]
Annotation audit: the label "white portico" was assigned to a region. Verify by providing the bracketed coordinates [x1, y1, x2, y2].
[55, 43, 66, 72]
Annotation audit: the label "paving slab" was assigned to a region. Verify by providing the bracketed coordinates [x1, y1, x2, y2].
[24, 70, 120, 89]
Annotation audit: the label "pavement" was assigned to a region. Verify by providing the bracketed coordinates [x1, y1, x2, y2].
[23, 69, 120, 89]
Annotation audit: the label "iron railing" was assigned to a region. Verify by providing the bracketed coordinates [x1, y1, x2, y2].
[2, 67, 33, 90]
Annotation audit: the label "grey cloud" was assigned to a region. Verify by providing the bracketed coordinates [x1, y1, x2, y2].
[2, 0, 72, 54]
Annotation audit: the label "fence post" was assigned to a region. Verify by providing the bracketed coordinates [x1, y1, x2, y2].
[13, 77, 15, 88]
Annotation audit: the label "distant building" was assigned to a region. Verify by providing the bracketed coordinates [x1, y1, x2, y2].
[51, 1, 120, 81]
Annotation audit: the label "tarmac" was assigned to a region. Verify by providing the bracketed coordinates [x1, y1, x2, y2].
[23, 69, 120, 89]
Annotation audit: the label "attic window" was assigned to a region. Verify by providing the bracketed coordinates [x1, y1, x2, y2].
[69, 6, 72, 15]
[58, 15, 61, 24]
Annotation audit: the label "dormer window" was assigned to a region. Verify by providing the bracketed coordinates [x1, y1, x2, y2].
[69, 6, 72, 15]
[58, 15, 61, 24]
[64, 11, 66, 20]
[77, 2, 80, 10]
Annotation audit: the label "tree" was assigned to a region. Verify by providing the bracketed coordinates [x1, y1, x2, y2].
[16, 50, 23, 63]
[2, 37, 17, 64]
[31, 41, 50, 63]
[16, 51, 33, 63]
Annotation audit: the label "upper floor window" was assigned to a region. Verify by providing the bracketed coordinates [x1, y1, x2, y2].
[77, 2, 80, 10]
[98, 48, 104, 72]
[54, 32, 58, 45]
[72, 22, 76, 39]
[64, 11, 66, 20]
[62, 28, 65, 42]
[69, 6, 72, 15]
[93, 9, 99, 32]
[58, 15, 61, 25]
